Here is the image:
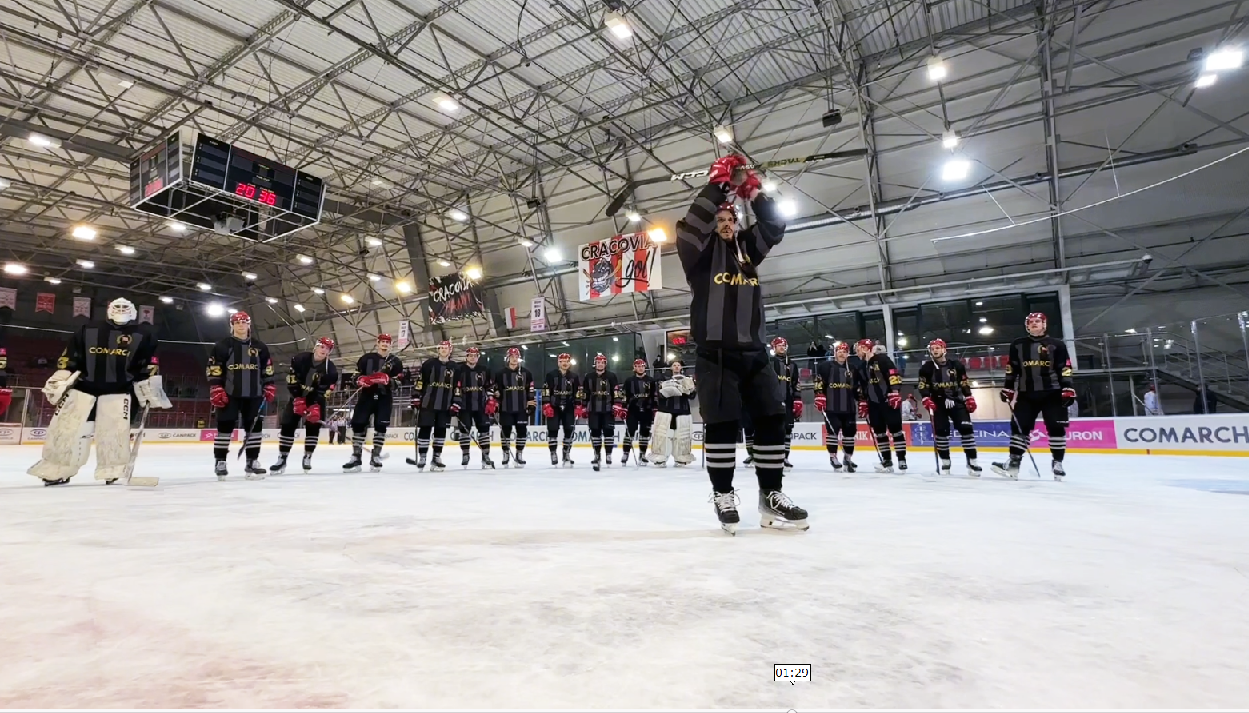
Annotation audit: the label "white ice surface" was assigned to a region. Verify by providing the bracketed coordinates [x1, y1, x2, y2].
[1, 443, 1248, 708]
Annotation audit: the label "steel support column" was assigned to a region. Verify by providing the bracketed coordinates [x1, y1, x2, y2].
[402, 221, 443, 341]
[1038, 0, 1067, 271]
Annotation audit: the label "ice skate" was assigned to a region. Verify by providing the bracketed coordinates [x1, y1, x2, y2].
[742, 454, 754, 467]
[991, 458, 1021, 479]
[1052, 460, 1065, 481]
[369, 450, 384, 472]
[897, 455, 908, 471]
[343, 453, 363, 473]
[939, 457, 951, 474]
[269, 454, 288, 475]
[829, 454, 842, 471]
[513, 453, 526, 468]
[874, 460, 894, 473]
[430, 456, 446, 472]
[843, 457, 857, 473]
[501, 448, 511, 468]
[652, 457, 667, 468]
[605, 453, 613, 466]
[42, 477, 71, 487]
[711, 490, 741, 535]
[244, 459, 266, 480]
[302, 453, 313, 472]
[967, 458, 982, 477]
[215, 460, 228, 480]
[620, 450, 630, 465]
[404, 453, 428, 470]
[461, 452, 471, 468]
[783, 457, 794, 471]
[481, 454, 495, 469]
[591, 454, 601, 472]
[550, 451, 559, 467]
[562, 447, 574, 468]
[638, 452, 650, 465]
[104, 478, 118, 485]
[759, 490, 810, 531]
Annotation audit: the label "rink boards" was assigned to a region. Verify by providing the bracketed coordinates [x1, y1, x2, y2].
[4, 414, 1249, 456]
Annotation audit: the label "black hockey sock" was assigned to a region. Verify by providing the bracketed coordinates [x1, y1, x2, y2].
[622, 435, 632, 454]
[591, 435, 602, 457]
[960, 430, 978, 459]
[278, 432, 295, 455]
[891, 431, 907, 459]
[245, 430, 262, 461]
[783, 430, 792, 459]
[213, 428, 232, 461]
[750, 418, 786, 491]
[351, 430, 366, 455]
[875, 432, 892, 462]
[1009, 433, 1028, 460]
[605, 438, 614, 455]
[1049, 436, 1066, 462]
[935, 434, 950, 460]
[433, 436, 444, 457]
[704, 421, 738, 493]
[639, 435, 649, 455]
[476, 431, 489, 455]
[304, 434, 317, 454]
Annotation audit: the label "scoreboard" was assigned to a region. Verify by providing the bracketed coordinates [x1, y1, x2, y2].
[128, 131, 325, 242]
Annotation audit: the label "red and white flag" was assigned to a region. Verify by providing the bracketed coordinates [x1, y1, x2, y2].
[504, 307, 518, 330]
[35, 293, 55, 314]
[0, 288, 15, 310]
[72, 296, 91, 317]
[577, 232, 664, 301]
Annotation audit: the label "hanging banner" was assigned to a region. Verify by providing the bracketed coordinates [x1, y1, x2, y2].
[578, 232, 663, 301]
[0, 288, 15, 310]
[530, 296, 547, 332]
[139, 304, 155, 324]
[428, 274, 484, 324]
[396, 320, 411, 349]
[504, 307, 518, 330]
[72, 296, 91, 318]
[35, 293, 55, 313]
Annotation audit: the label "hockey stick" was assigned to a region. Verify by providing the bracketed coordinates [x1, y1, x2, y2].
[604, 149, 870, 217]
[1005, 400, 1042, 478]
[236, 400, 268, 459]
[123, 403, 159, 487]
[928, 407, 942, 474]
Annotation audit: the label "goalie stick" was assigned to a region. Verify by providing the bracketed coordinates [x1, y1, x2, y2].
[604, 148, 869, 217]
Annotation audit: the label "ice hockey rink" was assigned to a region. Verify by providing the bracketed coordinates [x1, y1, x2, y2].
[1, 443, 1247, 709]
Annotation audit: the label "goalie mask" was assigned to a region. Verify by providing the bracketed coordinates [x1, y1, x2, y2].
[107, 298, 137, 325]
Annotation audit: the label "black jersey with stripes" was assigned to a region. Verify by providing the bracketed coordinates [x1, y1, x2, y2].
[917, 358, 971, 401]
[582, 370, 621, 413]
[455, 362, 492, 413]
[1005, 335, 1073, 393]
[860, 353, 901, 405]
[493, 366, 535, 414]
[814, 359, 859, 414]
[415, 357, 458, 411]
[544, 369, 582, 410]
[287, 352, 338, 398]
[207, 336, 275, 398]
[622, 375, 657, 411]
[355, 352, 404, 394]
[57, 321, 158, 396]
[770, 355, 799, 408]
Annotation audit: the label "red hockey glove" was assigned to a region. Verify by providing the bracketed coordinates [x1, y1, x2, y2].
[451, 402, 461, 415]
[292, 397, 307, 416]
[210, 385, 229, 409]
[263, 383, 276, 403]
[857, 400, 869, 418]
[792, 400, 803, 418]
[0, 388, 11, 418]
[410, 395, 421, 410]
[542, 403, 555, 419]
[921, 396, 936, 412]
[575, 404, 587, 419]
[814, 394, 826, 412]
[368, 372, 390, 386]
[887, 392, 901, 410]
[613, 403, 627, 420]
[708, 154, 746, 188]
[1000, 388, 1016, 405]
[485, 398, 498, 416]
[356, 374, 373, 388]
[305, 403, 322, 425]
[1062, 388, 1076, 406]
[736, 171, 762, 201]
[965, 396, 978, 413]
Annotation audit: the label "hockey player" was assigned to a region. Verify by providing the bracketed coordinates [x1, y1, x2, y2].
[454, 347, 494, 469]
[27, 298, 171, 485]
[346, 333, 405, 472]
[583, 353, 623, 471]
[917, 339, 981, 476]
[207, 311, 275, 480]
[769, 337, 801, 470]
[650, 360, 696, 467]
[410, 340, 457, 471]
[856, 339, 907, 472]
[676, 153, 808, 533]
[493, 347, 535, 467]
[995, 312, 1075, 480]
[0, 346, 10, 419]
[271, 337, 338, 475]
[620, 359, 656, 465]
[542, 353, 582, 467]
[814, 342, 860, 472]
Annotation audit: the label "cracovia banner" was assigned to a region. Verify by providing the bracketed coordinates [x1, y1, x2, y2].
[428, 273, 484, 324]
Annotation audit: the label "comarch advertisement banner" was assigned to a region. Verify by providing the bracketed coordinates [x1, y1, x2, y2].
[1115, 415, 1249, 455]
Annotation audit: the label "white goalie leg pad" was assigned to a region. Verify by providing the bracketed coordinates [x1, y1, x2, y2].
[673, 414, 694, 464]
[93, 394, 133, 481]
[27, 390, 96, 482]
[650, 412, 673, 460]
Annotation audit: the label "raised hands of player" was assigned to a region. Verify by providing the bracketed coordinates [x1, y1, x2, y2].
[263, 383, 276, 402]
[857, 399, 868, 418]
[887, 392, 901, 410]
[1061, 387, 1076, 406]
[792, 400, 803, 418]
[736, 171, 762, 201]
[305, 403, 322, 424]
[613, 403, 627, 420]
[921, 396, 935, 412]
[293, 396, 307, 416]
[999, 388, 1016, 405]
[542, 403, 555, 419]
[210, 385, 229, 409]
[814, 394, 826, 412]
[575, 404, 587, 419]
[485, 397, 498, 416]
[708, 154, 747, 189]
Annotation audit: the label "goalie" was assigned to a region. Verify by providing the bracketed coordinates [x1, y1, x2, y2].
[27, 298, 172, 486]
[650, 360, 696, 467]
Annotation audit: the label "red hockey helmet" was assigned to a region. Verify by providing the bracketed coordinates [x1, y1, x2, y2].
[506, 347, 521, 359]
[376, 333, 393, 344]
[466, 347, 481, 357]
[1026, 312, 1048, 327]
[856, 338, 874, 351]
[834, 341, 850, 354]
[438, 340, 452, 349]
[633, 358, 647, 368]
[928, 338, 946, 350]
[557, 352, 571, 361]
[770, 336, 787, 351]
[316, 336, 335, 351]
[230, 311, 251, 325]
[716, 202, 739, 221]
[594, 353, 607, 364]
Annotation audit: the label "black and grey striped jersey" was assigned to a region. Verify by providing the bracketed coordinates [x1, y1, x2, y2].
[622, 374, 657, 411]
[771, 355, 799, 407]
[207, 336, 275, 398]
[582, 370, 621, 413]
[860, 353, 900, 405]
[415, 357, 458, 411]
[815, 359, 859, 414]
[544, 369, 581, 410]
[917, 358, 971, 401]
[356, 352, 404, 394]
[1005, 335, 1072, 393]
[493, 366, 535, 413]
[455, 362, 492, 413]
[675, 183, 785, 350]
[287, 352, 338, 399]
[58, 321, 158, 396]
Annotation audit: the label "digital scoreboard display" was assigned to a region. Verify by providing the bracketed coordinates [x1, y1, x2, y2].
[189, 133, 324, 221]
[128, 133, 181, 208]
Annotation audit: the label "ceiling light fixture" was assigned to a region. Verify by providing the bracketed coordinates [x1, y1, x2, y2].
[1204, 47, 1243, 72]
[647, 227, 668, 244]
[198, 283, 211, 291]
[312, 287, 325, 295]
[762, 180, 777, 192]
[76, 259, 94, 269]
[927, 55, 948, 82]
[604, 12, 632, 39]
[713, 125, 733, 144]
[116, 245, 135, 255]
[265, 296, 278, 304]
[293, 304, 305, 313]
[205, 303, 225, 317]
[367, 274, 381, 282]
[1195, 73, 1218, 88]
[438, 259, 452, 267]
[625, 211, 641, 222]
[366, 237, 383, 247]
[242, 271, 257, 280]
[159, 296, 173, 304]
[46, 277, 62, 285]
[28, 133, 60, 149]
[3, 262, 28, 275]
[519, 238, 534, 247]
[465, 265, 483, 280]
[942, 129, 960, 150]
[0, 178, 11, 191]
[167, 221, 187, 232]
[448, 209, 468, 222]
[778, 199, 798, 217]
[297, 255, 313, 265]
[435, 95, 460, 112]
[544, 247, 562, 262]
[395, 281, 412, 294]
[71, 225, 97, 241]
[341, 294, 354, 304]
[941, 158, 971, 182]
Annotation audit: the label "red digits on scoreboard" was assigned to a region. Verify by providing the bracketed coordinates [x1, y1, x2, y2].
[259, 188, 277, 206]
[234, 183, 256, 199]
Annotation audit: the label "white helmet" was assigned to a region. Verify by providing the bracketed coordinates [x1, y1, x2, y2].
[108, 297, 137, 324]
